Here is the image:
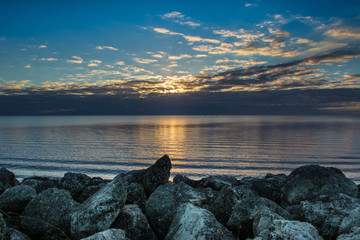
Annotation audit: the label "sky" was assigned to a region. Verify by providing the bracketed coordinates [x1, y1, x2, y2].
[0, 0, 360, 115]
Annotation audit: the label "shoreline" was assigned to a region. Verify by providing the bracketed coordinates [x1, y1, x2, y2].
[1, 155, 360, 240]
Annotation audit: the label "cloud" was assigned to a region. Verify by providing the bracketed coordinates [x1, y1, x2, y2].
[195, 54, 208, 58]
[24, 64, 31, 68]
[245, 3, 257, 7]
[38, 45, 47, 48]
[168, 54, 192, 60]
[153, 27, 182, 35]
[161, 11, 184, 19]
[161, 11, 201, 27]
[234, 44, 299, 57]
[67, 56, 83, 64]
[178, 21, 201, 27]
[213, 29, 264, 40]
[95, 46, 118, 51]
[88, 60, 102, 67]
[153, 27, 219, 44]
[324, 27, 360, 39]
[38, 58, 58, 61]
[133, 58, 158, 64]
[268, 28, 291, 38]
[115, 61, 125, 65]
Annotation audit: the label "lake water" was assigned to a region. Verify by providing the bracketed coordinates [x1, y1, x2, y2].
[0, 115, 359, 184]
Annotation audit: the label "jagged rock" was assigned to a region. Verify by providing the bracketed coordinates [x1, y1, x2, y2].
[126, 182, 147, 211]
[145, 182, 211, 239]
[21, 177, 57, 193]
[241, 173, 286, 204]
[300, 193, 360, 240]
[336, 227, 360, 240]
[70, 175, 127, 239]
[282, 165, 358, 205]
[254, 219, 323, 240]
[173, 175, 237, 191]
[80, 228, 128, 240]
[0, 213, 6, 240]
[211, 184, 257, 224]
[173, 174, 198, 188]
[5, 228, 32, 240]
[165, 203, 236, 240]
[227, 195, 290, 239]
[0, 168, 19, 194]
[60, 172, 92, 201]
[126, 155, 171, 196]
[21, 188, 79, 238]
[111, 204, 157, 240]
[252, 210, 285, 237]
[0, 185, 37, 214]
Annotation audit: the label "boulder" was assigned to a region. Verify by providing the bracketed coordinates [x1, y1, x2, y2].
[336, 227, 360, 240]
[21, 176, 57, 193]
[0, 168, 19, 194]
[210, 184, 257, 224]
[241, 173, 286, 204]
[145, 182, 211, 239]
[111, 204, 157, 240]
[80, 228, 128, 240]
[0, 185, 37, 214]
[0, 213, 6, 240]
[126, 182, 147, 211]
[300, 193, 360, 240]
[126, 155, 171, 196]
[173, 175, 238, 191]
[70, 175, 127, 239]
[173, 174, 199, 188]
[252, 210, 285, 237]
[5, 228, 31, 240]
[21, 188, 79, 238]
[165, 203, 236, 240]
[227, 195, 290, 239]
[282, 165, 358, 205]
[254, 219, 323, 240]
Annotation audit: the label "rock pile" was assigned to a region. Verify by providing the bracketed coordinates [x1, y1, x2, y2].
[0, 156, 359, 240]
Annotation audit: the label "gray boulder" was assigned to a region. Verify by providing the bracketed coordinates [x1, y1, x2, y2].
[282, 165, 358, 205]
[126, 155, 171, 196]
[0, 185, 37, 214]
[254, 219, 323, 240]
[0, 213, 6, 240]
[165, 203, 236, 240]
[80, 228, 128, 240]
[337, 227, 360, 240]
[111, 204, 157, 240]
[300, 193, 360, 240]
[21, 177, 57, 193]
[21, 188, 79, 238]
[252, 210, 285, 237]
[5, 228, 31, 240]
[70, 175, 127, 239]
[126, 182, 147, 211]
[0, 168, 19, 194]
[227, 195, 290, 239]
[211, 184, 257, 224]
[173, 175, 237, 191]
[145, 182, 211, 239]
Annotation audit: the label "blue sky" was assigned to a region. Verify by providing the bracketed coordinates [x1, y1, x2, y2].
[0, 0, 359, 96]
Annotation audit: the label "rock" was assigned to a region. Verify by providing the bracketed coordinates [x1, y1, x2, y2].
[337, 227, 360, 240]
[80, 228, 128, 240]
[211, 185, 257, 224]
[227, 195, 290, 239]
[60, 172, 92, 201]
[21, 177, 57, 193]
[126, 182, 147, 211]
[0, 185, 37, 214]
[300, 193, 360, 240]
[126, 155, 171, 196]
[70, 175, 127, 239]
[111, 204, 157, 240]
[241, 174, 286, 204]
[0, 213, 6, 240]
[174, 175, 238, 191]
[282, 165, 358, 205]
[5, 228, 31, 240]
[255, 219, 323, 240]
[145, 182, 211, 239]
[21, 188, 79, 238]
[173, 174, 198, 188]
[252, 210, 285, 237]
[165, 203, 236, 240]
[0, 168, 19, 194]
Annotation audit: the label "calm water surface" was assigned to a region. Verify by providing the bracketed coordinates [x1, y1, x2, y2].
[0, 115, 359, 183]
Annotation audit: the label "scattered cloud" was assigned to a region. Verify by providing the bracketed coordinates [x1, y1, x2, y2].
[153, 27, 182, 35]
[38, 45, 47, 48]
[268, 28, 291, 38]
[24, 64, 31, 68]
[168, 54, 192, 60]
[38, 58, 58, 61]
[245, 3, 257, 7]
[161, 11, 184, 19]
[95, 46, 118, 51]
[88, 60, 102, 67]
[183, 35, 220, 44]
[67, 56, 83, 64]
[324, 27, 360, 39]
[161, 11, 201, 27]
[133, 57, 158, 64]
[115, 61, 125, 65]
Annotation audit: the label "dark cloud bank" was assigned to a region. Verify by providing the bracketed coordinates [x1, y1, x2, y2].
[1, 88, 360, 116]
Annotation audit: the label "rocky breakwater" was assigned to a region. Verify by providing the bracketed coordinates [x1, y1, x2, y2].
[0, 156, 359, 240]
